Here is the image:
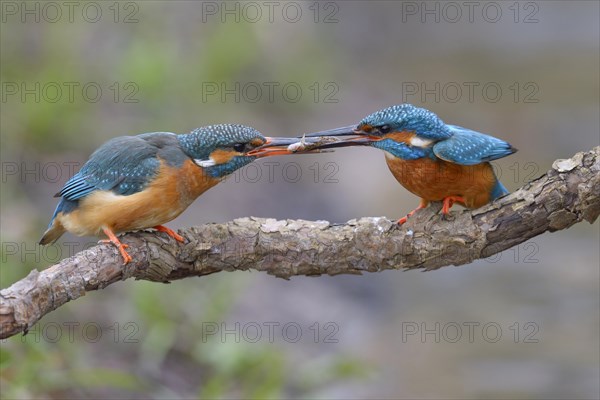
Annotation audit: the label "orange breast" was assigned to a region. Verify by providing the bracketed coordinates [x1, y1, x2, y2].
[58, 159, 220, 236]
[384, 154, 497, 209]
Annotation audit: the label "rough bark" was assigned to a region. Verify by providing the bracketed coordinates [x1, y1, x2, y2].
[1, 147, 599, 339]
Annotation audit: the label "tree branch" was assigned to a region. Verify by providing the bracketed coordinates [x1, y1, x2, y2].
[1, 147, 599, 339]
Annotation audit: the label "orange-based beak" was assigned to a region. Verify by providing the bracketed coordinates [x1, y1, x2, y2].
[247, 137, 326, 158]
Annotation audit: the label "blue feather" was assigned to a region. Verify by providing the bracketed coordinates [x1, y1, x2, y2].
[490, 179, 509, 200]
[360, 104, 452, 140]
[433, 125, 516, 166]
[46, 198, 78, 229]
[56, 134, 174, 202]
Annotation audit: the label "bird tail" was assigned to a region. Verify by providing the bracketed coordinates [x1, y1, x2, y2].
[39, 198, 76, 245]
[490, 178, 509, 201]
[39, 220, 66, 245]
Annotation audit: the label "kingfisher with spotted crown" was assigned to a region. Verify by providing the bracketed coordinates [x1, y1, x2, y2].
[303, 104, 517, 224]
[40, 124, 320, 263]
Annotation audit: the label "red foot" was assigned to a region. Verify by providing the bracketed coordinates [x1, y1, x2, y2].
[441, 196, 466, 215]
[397, 200, 428, 225]
[154, 225, 185, 243]
[100, 227, 133, 264]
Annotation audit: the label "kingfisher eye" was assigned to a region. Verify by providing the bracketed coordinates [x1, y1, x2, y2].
[379, 125, 391, 134]
[233, 143, 246, 152]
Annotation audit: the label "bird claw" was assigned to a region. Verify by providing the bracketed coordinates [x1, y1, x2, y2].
[98, 239, 129, 248]
[153, 225, 186, 243]
[118, 248, 133, 264]
[441, 196, 465, 215]
[98, 239, 132, 264]
[397, 216, 409, 225]
[397, 201, 428, 225]
[100, 227, 133, 264]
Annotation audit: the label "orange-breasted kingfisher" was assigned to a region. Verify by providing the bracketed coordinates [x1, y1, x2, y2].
[40, 124, 319, 263]
[303, 104, 517, 224]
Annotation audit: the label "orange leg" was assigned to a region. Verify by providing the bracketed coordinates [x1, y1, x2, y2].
[154, 225, 185, 243]
[397, 199, 429, 225]
[441, 196, 466, 215]
[100, 227, 132, 264]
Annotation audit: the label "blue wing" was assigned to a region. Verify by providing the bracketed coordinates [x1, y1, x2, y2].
[57, 135, 165, 200]
[432, 125, 516, 166]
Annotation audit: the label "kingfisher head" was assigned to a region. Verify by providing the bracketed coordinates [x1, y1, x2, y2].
[303, 104, 452, 152]
[358, 104, 451, 141]
[178, 124, 320, 178]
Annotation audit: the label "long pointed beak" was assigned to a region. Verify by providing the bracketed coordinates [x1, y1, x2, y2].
[303, 125, 359, 138]
[247, 137, 326, 157]
[300, 125, 380, 151]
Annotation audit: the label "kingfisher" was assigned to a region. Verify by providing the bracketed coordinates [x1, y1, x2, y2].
[40, 124, 318, 263]
[303, 104, 517, 224]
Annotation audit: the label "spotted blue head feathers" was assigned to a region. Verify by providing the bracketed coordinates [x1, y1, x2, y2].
[178, 124, 267, 178]
[359, 104, 452, 140]
[178, 124, 265, 161]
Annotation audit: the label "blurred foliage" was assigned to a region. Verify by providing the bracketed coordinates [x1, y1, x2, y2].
[1, 275, 368, 398]
[1, 1, 598, 399]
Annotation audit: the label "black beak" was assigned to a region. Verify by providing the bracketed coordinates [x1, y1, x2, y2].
[299, 125, 380, 150]
[303, 125, 359, 138]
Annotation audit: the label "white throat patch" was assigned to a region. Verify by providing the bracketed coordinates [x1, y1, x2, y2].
[194, 158, 216, 168]
[410, 137, 434, 148]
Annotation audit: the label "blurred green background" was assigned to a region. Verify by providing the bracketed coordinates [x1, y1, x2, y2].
[1, 1, 598, 399]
